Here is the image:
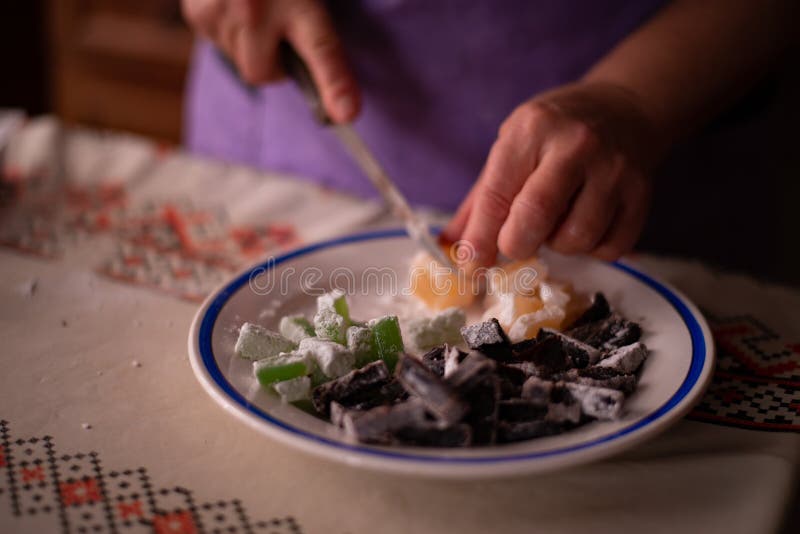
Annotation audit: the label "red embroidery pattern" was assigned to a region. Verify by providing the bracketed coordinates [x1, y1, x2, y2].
[688, 314, 800, 432]
[20, 466, 45, 484]
[0, 420, 303, 533]
[60, 478, 102, 506]
[153, 510, 197, 534]
[1, 174, 299, 302]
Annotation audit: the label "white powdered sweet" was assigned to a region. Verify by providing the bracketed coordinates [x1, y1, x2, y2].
[313, 308, 347, 344]
[565, 383, 624, 420]
[346, 325, 374, 366]
[235, 323, 297, 361]
[596, 342, 648, 374]
[405, 307, 466, 351]
[279, 315, 314, 344]
[299, 337, 355, 378]
[539, 281, 571, 308]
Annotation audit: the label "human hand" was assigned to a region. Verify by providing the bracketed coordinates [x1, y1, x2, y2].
[444, 82, 660, 264]
[181, 0, 360, 122]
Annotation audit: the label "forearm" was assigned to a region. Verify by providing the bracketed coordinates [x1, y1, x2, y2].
[584, 0, 795, 159]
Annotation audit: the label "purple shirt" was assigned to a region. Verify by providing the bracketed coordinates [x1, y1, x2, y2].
[185, 0, 665, 211]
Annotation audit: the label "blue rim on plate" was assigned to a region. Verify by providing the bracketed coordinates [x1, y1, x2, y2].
[197, 228, 707, 463]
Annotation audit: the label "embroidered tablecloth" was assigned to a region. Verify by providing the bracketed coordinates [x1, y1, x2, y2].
[0, 115, 798, 534]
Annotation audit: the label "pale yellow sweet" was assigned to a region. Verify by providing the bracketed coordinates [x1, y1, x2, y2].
[410, 252, 590, 336]
[507, 305, 567, 342]
[408, 252, 476, 311]
[483, 293, 544, 331]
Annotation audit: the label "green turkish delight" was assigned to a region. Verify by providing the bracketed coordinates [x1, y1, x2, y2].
[368, 315, 404, 371]
[252, 351, 314, 386]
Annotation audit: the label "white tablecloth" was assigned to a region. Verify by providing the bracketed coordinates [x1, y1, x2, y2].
[1, 116, 797, 534]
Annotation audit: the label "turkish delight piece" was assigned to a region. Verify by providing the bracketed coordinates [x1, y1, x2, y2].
[446, 350, 497, 391]
[376, 378, 409, 405]
[313, 307, 348, 344]
[299, 337, 355, 378]
[311, 360, 391, 415]
[252, 351, 314, 387]
[342, 400, 428, 444]
[521, 376, 555, 406]
[346, 325, 376, 367]
[482, 293, 544, 331]
[329, 401, 349, 427]
[565, 383, 624, 420]
[507, 306, 566, 343]
[405, 307, 466, 351]
[273, 376, 312, 402]
[460, 318, 512, 361]
[545, 385, 582, 425]
[513, 336, 569, 374]
[278, 315, 315, 344]
[395, 354, 467, 425]
[317, 289, 351, 324]
[462, 376, 501, 445]
[409, 250, 476, 311]
[442, 344, 467, 378]
[568, 292, 611, 328]
[497, 420, 559, 443]
[393, 422, 473, 448]
[496, 363, 527, 386]
[496, 363, 527, 399]
[559, 367, 638, 395]
[420, 346, 446, 376]
[368, 315, 405, 371]
[444, 353, 501, 444]
[565, 313, 641, 351]
[511, 338, 538, 357]
[596, 342, 648, 374]
[497, 399, 548, 422]
[539, 281, 571, 308]
[235, 323, 297, 361]
[537, 328, 601, 368]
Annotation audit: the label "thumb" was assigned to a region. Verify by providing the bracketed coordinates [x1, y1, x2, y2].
[285, 2, 360, 123]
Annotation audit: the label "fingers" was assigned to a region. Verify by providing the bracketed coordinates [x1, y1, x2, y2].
[459, 125, 543, 266]
[233, 21, 281, 83]
[182, 0, 360, 118]
[181, 0, 226, 40]
[286, 2, 360, 123]
[495, 151, 585, 260]
[547, 157, 623, 255]
[442, 178, 480, 243]
[591, 176, 651, 261]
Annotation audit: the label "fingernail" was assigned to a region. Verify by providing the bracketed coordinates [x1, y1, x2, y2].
[334, 94, 356, 121]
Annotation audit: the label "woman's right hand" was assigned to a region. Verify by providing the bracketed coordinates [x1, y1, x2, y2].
[181, 0, 360, 123]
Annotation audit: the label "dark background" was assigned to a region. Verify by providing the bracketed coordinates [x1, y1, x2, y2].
[2, 1, 799, 289]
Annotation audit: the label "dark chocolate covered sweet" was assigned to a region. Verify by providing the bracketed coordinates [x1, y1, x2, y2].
[316, 293, 647, 448]
[460, 318, 513, 361]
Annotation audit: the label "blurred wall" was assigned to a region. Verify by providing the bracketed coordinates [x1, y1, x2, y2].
[47, 0, 191, 143]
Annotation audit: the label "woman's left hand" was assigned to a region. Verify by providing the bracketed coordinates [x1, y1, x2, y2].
[443, 81, 660, 265]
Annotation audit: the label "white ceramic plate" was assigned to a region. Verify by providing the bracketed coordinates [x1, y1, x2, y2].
[188, 229, 715, 479]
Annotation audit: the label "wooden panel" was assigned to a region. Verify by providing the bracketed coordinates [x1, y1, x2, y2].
[46, 0, 192, 143]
